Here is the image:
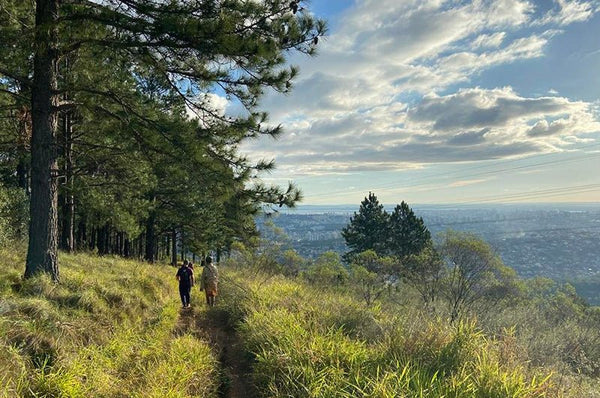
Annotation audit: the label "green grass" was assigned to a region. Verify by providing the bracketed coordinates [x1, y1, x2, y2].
[0, 248, 218, 397]
[2, 247, 599, 397]
[218, 268, 555, 398]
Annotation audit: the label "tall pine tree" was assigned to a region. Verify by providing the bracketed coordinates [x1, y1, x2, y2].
[341, 192, 389, 261]
[387, 201, 432, 258]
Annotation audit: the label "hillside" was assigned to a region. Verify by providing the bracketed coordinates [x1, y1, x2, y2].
[2, 248, 600, 397]
[218, 255, 600, 398]
[0, 249, 222, 398]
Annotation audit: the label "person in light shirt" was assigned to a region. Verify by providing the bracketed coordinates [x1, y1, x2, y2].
[200, 256, 219, 307]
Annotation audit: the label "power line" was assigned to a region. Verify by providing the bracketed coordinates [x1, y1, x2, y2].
[303, 142, 600, 200]
[447, 184, 600, 205]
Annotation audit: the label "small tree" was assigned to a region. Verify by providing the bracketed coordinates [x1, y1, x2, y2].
[349, 250, 394, 306]
[438, 231, 518, 322]
[387, 201, 431, 258]
[281, 249, 305, 277]
[400, 245, 444, 308]
[341, 192, 389, 261]
[253, 221, 291, 277]
[304, 251, 348, 286]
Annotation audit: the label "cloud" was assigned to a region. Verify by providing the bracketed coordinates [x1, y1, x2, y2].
[446, 129, 490, 146]
[527, 118, 571, 136]
[245, 86, 600, 174]
[407, 87, 570, 131]
[241, 0, 600, 177]
[536, 0, 597, 26]
[471, 32, 507, 49]
[449, 179, 490, 187]
[186, 93, 229, 125]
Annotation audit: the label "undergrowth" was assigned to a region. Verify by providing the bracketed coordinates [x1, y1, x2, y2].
[2, 247, 598, 397]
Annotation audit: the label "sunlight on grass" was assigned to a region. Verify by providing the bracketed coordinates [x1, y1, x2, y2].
[0, 249, 218, 397]
[219, 268, 553, 398]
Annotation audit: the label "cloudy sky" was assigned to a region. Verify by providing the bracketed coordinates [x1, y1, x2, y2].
[242, 0, 600, 205]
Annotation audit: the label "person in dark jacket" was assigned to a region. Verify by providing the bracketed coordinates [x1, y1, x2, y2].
[176, 260, 194, 308]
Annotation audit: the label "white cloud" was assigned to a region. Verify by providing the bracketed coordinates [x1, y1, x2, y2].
[449, 178, 490, 187]
[186, 93, 229, 125]
[537, 0, 597, 26]
[241, 0, 600, 177]
[471, 32, 507, 49]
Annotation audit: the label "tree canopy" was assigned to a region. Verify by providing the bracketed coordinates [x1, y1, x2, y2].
[0, 0, 326, 280]
[387, 201, 431, 258]
[341, 192, 389, 261]
[342, 193, 432, 262]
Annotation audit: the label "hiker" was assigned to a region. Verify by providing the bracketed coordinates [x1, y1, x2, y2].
[176, 260, 194, 308]
[200, 256, 219, 307]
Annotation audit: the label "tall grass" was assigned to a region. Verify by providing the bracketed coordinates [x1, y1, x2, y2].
[0, 249, 219, 397]
[218, 268, 554, 398]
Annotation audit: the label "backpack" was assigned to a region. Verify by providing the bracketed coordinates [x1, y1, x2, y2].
[179, 267, 192, 285]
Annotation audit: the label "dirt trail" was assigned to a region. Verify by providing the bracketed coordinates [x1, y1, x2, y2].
[176, 306, 257, 398]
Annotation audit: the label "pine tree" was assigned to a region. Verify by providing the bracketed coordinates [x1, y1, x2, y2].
[0, 0, 325, 280]
[341, 192, 389, 261]
[387, 201, 432, 258]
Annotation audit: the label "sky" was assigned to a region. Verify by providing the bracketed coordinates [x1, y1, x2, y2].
[240, 0, 600, 205]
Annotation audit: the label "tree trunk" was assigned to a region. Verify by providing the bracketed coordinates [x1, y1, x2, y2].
[25, 0, 60, 281]
[89, 227, 96, 251]
[99, 226, 104, 254]
[60, 110, 74, 253]
[166, 234, 170, 257]
[180, 228, 185, 262]
[144, 212, 156, 262]
[124, 237, 130, 257]
[75, 219, 85, 249]
[171, 228, 177, 266]
[138, 236, 143, 260]
[16, 158, 30, 195]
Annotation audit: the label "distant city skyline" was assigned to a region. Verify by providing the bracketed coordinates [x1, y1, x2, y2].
[231, 1, 600, 205]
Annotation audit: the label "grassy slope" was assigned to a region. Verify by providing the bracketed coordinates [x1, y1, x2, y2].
[0, 248, 218, 398]
[2, 249, 599, 398]
[217, 265, 599, 398]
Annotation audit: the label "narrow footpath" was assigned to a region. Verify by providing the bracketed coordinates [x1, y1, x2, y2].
[176, 306, 257, 398]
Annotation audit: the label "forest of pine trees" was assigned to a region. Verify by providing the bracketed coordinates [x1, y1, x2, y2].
[0, 0, 325, 280]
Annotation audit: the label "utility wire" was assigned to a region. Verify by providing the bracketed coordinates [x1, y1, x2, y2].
[303, 142, 600, 200]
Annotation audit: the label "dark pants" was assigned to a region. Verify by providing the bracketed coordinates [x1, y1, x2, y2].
[179, 284, 191, 306]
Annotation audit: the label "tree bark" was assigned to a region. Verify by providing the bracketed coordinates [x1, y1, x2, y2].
[180, 228, 185, 261]
[60, 110, 75, 253]
[144, 210, 156, 262]
[64, 113, 75, 252]
[16, 158, 30, 195]
[25, 0, 60, 281]
[171, 228, 177, 266]
[166, 234, 170, 257]
[90, 227, 97, 251]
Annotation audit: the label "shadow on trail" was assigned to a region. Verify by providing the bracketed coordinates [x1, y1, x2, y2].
[175, 305, 257, 398]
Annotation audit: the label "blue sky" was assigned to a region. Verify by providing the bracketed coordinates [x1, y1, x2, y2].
[240, 0, 600, 205]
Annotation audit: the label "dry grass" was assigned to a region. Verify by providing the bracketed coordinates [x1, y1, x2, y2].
[0, 249, 219, 397]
